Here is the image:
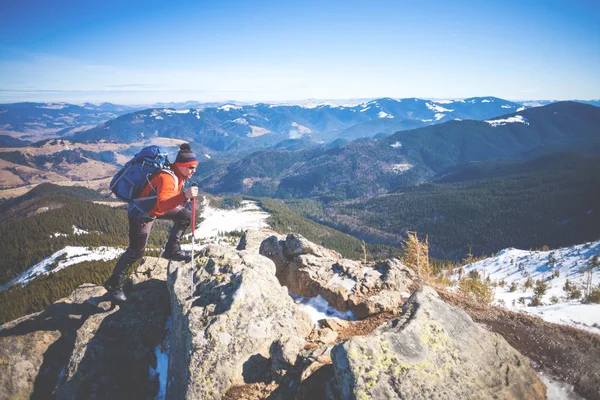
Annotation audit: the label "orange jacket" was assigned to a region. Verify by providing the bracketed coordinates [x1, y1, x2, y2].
[138, 167, 186, 217]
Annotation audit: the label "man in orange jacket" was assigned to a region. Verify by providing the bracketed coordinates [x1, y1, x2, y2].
[104, 143, 199, 301]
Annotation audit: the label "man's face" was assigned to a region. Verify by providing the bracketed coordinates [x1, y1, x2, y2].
[177, 164, 197, 179]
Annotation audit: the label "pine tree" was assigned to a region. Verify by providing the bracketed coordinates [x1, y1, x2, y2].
[401, 231, 432, 282]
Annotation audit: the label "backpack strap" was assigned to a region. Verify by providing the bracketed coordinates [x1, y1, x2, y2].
[128, 169, 181, 219]
[144, 168, 179, 195]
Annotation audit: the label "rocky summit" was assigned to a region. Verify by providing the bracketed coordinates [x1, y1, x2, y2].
[0, 230, 548, 399]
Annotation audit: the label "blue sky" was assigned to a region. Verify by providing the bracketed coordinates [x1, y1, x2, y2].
[1, 0, 599, 104]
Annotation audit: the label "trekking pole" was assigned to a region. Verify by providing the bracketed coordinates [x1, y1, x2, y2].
[190, 183, 197, 298]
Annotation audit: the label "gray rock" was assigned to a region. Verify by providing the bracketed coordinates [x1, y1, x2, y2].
[131, 256, 171, 284]
[331, 286, 546, 400]
[270, 336, 306, 381]
[259, 233, 415, 318]
[350, 290, 406, 319]
[284, 233, 342, 260]
[167, 243, 313, 399]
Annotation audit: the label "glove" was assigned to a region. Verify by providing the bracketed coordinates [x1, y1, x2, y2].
[183, 186, 198, 199]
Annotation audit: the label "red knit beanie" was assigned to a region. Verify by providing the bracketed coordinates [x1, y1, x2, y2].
[173, 143, 198, 167]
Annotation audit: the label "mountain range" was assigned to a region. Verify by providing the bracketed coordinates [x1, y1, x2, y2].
[69, 97, 528, 155]
[0, 102, 141, 142]
[198, 101, 600, 199]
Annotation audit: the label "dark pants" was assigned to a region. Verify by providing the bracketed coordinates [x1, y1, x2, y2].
[107, 206, 191, 287]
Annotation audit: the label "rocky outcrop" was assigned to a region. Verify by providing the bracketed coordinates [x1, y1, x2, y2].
[331, 286, 547, 400]
[167, 243, 313, 399]
[0, 233, 551, 400]
[260, 233, 416, 319]
[0, 266, 171, 400]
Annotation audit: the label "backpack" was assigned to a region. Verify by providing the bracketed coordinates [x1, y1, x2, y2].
[109, 145, 178, 219]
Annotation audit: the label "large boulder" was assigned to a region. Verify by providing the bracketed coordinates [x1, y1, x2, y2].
[167, 243, 313, 399]
[260, 233, 416, 318]
[331, 286, 546, 400]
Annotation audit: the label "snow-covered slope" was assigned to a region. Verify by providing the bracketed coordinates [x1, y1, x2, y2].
[0, 246, 123, 291]
[458, 240, 600, 334]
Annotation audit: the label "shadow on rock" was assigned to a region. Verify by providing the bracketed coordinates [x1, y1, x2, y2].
[52, 279, 170, 399]
[191, 273, 242, 316]
[242, 354, 271, 384]
[0, 297, 107, 400]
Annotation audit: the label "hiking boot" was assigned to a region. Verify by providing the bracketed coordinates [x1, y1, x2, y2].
[103, 278, 127, 302]
[163, 244, 192, 263]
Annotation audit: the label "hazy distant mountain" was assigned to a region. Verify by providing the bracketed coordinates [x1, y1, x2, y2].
[0, 102, 141, 141]
[518, 99, 600, 108]
[0, 135, 31, 147]
[148, 100, 248, 109]
[199, 101, 600, 199]
[71, 97, 526, 156]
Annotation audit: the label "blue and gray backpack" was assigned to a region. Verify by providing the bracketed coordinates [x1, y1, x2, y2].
[109, 145, 178, 219]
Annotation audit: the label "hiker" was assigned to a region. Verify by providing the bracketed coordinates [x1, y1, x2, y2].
[104, 143, 199, 301]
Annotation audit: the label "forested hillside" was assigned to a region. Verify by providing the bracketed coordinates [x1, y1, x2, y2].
[253, 197, 402, 261]
[284, 152, 600, 260]
[0, 185, 172, 285]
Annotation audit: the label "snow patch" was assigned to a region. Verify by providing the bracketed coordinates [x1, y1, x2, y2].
[72, 225, 90, 235]
[38, 103, 67, 110]
[426, 102, 453, 113]
[218, 104, 242, 111]
[501, 105, 513, 109]
[378, 111, 393, 119]
[540, 372, 585, 400]
[150, 317, 171, 400]
[485, 115, 529, 127]
[482, 99, 492, 103]
[390, 141, 402, 148]
[387, 163, 413, 174]
[434, 113, 446, 121]
[188, 198, 269, 243]
[289, 292, 355, 326]
[232, 118, 249, 125]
